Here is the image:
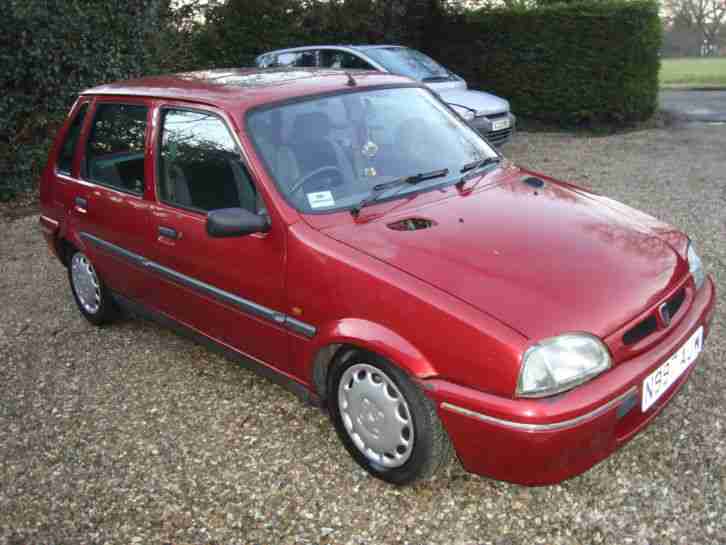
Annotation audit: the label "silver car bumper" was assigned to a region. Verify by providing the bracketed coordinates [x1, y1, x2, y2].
[471, 112, 516, 147]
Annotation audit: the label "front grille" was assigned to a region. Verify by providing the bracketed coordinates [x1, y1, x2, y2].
[486, 127, 512, 145]
[623, 315, 658, 345]
[622, 287, 687, 346]
[664, 287, 686, 318]
[486, 111, 509, 120]
[470, 113, 512, 145]
[470, 117, 489, 130]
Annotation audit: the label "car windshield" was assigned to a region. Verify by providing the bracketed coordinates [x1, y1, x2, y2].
[362, 47, 453, 81]
[246, 86, 497, 214]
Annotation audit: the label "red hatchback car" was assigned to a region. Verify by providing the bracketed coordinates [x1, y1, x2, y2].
[39, 69, 716, 486]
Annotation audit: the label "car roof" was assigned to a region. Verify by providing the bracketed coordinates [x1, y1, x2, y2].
[353, 45, 404, 50]
[258, 45, 404, 56]
[81, 68, 414, 111]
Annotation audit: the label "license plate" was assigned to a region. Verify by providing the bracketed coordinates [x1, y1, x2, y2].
[492, 118, 510, 131]
[641, 326, 703, 411]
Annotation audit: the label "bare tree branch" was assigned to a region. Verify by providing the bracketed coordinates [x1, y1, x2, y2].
[665, 0, 726, 49]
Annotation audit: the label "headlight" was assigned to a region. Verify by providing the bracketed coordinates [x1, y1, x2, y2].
[687, 241, 705, 290]
[517, 333, 612, 398]
[451, 105, 475, 122]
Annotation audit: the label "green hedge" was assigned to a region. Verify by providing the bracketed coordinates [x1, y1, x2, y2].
[429, 0, 662, 125]
[1, 0, 662, 201]
[0, 1, 164, 201]
[193, 0, 433, 68]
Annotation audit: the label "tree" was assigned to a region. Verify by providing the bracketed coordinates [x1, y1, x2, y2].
[663, 0, 726, 54]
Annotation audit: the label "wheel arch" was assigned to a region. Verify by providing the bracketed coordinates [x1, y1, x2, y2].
[56, 227, 92, 266]
[308, 318, 437, 402]
[57, 237, 79, 267]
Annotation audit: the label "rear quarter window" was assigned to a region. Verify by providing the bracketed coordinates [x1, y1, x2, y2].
[57, 103, 89, 175]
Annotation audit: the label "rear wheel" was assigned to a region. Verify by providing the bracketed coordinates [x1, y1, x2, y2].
[328, 348, 452, 485]
[68, 250, 117, 326]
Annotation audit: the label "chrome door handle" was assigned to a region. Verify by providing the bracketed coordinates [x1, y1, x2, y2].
[74, 196, 88, 213]
[158, 226, 179, 240]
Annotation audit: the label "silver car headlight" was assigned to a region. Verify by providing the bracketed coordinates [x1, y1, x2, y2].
[517, 333, 612, 398]
[687, 241, 705, 290]
[450, 104, 475, 122]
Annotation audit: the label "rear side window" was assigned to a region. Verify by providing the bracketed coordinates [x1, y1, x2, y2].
[276, 51, 317, 68]
[85, 103, 148, 194]
[257, 54, 275, 68]
[158, 109, 259, 213]
[57, 103, 89, 175]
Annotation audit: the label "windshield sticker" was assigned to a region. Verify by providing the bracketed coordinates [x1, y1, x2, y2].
[307, 191, 335, 209]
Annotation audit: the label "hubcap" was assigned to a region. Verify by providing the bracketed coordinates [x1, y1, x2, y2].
[71, 253, 101, 314]
[338, 363, 414, 468]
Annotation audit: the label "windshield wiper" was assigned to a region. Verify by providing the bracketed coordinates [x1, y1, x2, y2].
[350, 168, 449, 217]
[460, 156, 501, 174]
[456, 156, 502, 189]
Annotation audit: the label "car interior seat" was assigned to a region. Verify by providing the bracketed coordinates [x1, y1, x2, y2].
[289, 111, 355, 186]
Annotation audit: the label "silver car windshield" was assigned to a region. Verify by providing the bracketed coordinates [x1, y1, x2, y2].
[362, 47, 453, 81]
[246, 86, 497, 214]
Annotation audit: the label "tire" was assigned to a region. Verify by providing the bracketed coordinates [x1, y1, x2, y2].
[67, 250, 117, 326]
[327, 348, 453, 485]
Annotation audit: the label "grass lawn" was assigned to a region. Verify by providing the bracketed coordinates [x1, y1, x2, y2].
[660, 57, 726, 87]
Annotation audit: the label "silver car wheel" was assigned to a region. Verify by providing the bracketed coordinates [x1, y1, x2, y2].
[71, 253, 101, 314]
[338, 363, 414, 468]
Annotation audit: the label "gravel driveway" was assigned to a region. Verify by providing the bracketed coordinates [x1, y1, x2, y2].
[1, 124, 724, 545]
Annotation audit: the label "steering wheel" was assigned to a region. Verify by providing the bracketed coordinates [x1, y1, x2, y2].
[288, 165, 344, 195]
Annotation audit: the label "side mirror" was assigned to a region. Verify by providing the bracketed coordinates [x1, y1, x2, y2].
[206, 207, 270, 238]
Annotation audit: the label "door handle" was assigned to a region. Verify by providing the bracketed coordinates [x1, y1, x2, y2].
[158, 226, 179, 240]
[74, 196, 88, 213]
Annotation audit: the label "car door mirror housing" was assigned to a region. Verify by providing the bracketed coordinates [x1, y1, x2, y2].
[206, 208, 270, 237]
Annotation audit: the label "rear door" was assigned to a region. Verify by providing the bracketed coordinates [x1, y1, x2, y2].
[146, 103, 290, 370]
[45, 99, 90, 226]
[66, 98, 156, 301]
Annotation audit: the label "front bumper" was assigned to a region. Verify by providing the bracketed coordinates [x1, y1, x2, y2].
[470, 112, 516, 146]
[425, 276, 716, 485]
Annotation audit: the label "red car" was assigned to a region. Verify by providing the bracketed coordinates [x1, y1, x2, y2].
[39, 68, 716, 486]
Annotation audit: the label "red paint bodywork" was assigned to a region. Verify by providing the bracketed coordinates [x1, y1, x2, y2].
[39, 69, 717, 485]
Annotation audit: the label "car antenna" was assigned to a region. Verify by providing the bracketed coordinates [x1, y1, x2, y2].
[345, 71, 357, 87]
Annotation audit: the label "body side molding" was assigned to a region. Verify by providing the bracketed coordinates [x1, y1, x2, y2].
[80, 231, 317, 338]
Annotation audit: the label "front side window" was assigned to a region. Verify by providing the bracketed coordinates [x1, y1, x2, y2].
[319, 50, 374, 70]
[158, 109, 259, 213]
[85, 103, 147, 194]
[57, 102, 89, 175]
[247, 86, 496, 214]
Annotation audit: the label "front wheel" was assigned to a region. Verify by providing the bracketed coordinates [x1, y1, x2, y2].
[328, 348, 453, 485]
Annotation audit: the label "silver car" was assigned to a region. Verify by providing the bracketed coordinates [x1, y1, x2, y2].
[255, 45, 515, 146]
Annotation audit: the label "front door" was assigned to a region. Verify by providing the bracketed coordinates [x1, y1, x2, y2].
[146, 104, 289, 370]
